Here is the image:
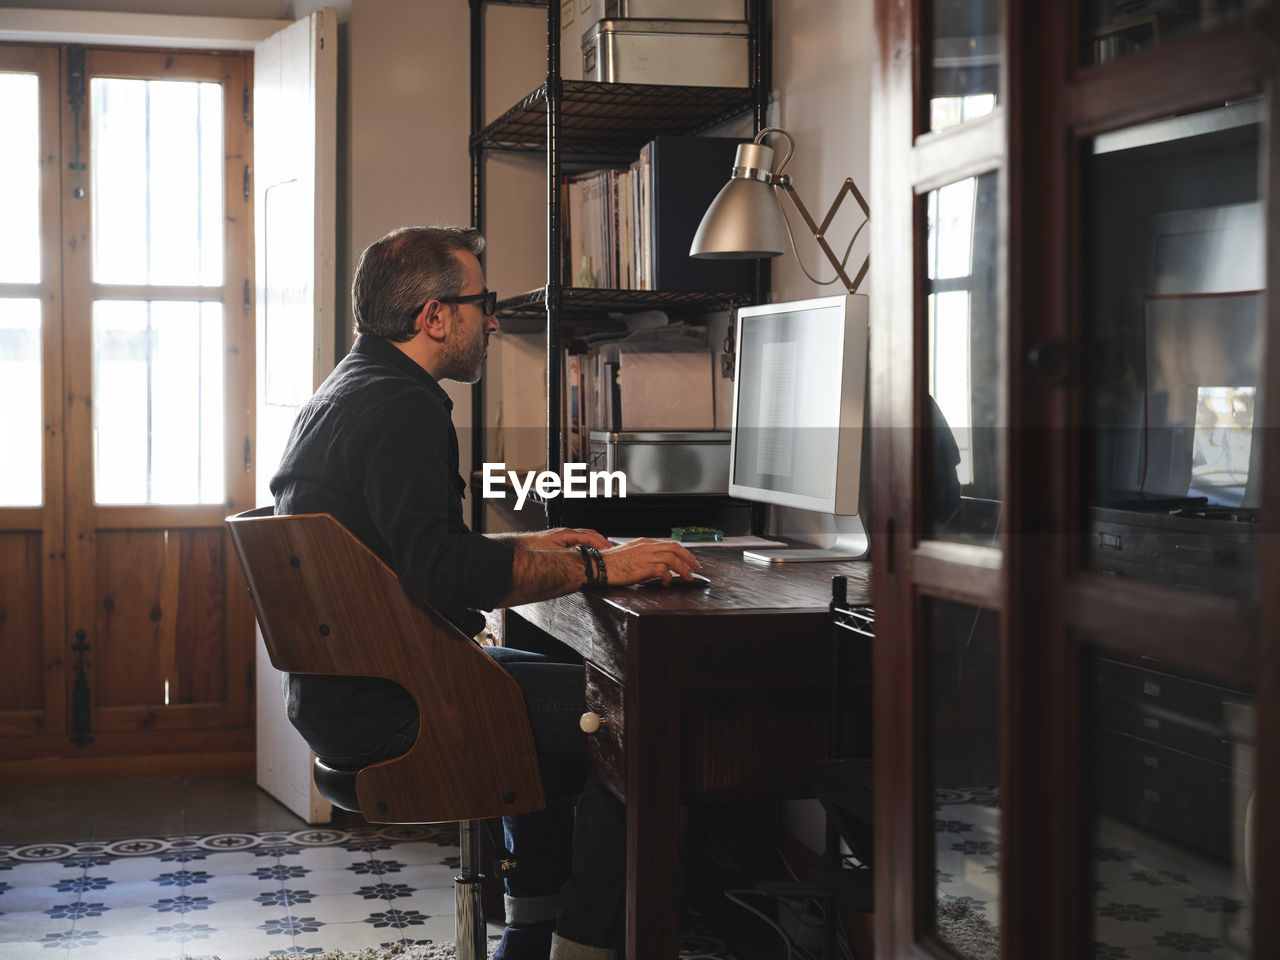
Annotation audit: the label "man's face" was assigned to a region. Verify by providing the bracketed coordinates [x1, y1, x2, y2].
[437, 251, 499, 384]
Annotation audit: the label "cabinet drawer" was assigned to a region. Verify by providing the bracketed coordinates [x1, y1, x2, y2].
[1094, 656, 1244, 731]
[1094, 728, 1236, 858]
[584, 661, 625, 801]
[1093, 692, 1234, 766]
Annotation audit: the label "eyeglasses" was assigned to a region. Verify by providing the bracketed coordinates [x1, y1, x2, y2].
[436, 290, 499, 317]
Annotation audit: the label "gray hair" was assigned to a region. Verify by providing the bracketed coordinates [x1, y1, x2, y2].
[352, 226, 486, 341]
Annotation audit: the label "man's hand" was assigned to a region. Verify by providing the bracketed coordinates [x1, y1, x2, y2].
[513, 526, 613, 551]
[495, 534, 701, 607]
[601, 537, 700, 587]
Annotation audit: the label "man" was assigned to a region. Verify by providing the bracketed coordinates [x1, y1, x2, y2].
[271, 225, 699, 960]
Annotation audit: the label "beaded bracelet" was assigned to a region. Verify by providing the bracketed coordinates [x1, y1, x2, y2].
[577, 544, 608, 589]
[586, 545, 607, 587]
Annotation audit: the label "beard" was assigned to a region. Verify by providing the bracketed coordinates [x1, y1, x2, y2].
[438, 332, 487, 383]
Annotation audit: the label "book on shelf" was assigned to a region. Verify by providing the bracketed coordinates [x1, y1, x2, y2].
[561, 135, 753, 294]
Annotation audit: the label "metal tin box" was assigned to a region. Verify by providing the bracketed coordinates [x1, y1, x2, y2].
[604, 0, 746, 19]
[588, 431, 730, 495]
[583, 19, 750, 87]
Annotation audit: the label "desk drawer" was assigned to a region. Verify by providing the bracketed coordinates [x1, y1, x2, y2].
[584, 661, 625, 801]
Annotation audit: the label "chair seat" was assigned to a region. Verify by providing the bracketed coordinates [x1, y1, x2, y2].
[313, 758, 362, 813]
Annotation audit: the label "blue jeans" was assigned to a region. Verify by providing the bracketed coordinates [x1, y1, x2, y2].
[483, 647, 625, 952]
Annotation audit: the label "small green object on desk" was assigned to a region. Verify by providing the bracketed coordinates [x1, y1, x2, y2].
[671, 526, 724, 543]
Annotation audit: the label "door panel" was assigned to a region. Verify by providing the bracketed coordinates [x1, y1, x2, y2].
[252, 9, 337, 823]
[926, 598, 1002, 959]
[926, 0, 1002, 131]
[924, 171, 1001, 544]
[0, 532, 45, 729]
[1081, 638, 1255, 959]
[1079, 103, 1264, 600]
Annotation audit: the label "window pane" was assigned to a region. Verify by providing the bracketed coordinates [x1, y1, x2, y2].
[1082, 103, 1263, 597]
[0, 299, 43, 506]
[1083, 642, 1253, 958]
[0, 73, 41, 284]
[93, 300, 225, 505]
[92, 78, 224, 286]
[924, 173, 1001, 543]
[927, 598, 1001, 958]
[1087, 0, 1267, 66]
[927, 0, 1001, 132]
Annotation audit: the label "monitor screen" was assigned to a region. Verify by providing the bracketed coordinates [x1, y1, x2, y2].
[729, 294, 868, 518]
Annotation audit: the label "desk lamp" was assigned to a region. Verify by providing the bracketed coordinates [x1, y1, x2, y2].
[689, 127, 870, 294]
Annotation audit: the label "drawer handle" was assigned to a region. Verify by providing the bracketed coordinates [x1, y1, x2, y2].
[580, 712, 607, 734]
[1142, 680, 1162, 698]
[1143, 754, 1159, 769]
[1143, 788, 1161, 804]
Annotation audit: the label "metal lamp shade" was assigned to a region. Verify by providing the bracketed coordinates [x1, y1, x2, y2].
[689, 175, 787, 260]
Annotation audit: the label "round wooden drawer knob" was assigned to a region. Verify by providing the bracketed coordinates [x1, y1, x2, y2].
[579, 712, 606, 734]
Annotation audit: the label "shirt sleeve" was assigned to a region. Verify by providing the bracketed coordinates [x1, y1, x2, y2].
[352, 388, 515, 621]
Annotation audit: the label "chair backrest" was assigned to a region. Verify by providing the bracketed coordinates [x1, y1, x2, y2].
[226, 508, 545, 823]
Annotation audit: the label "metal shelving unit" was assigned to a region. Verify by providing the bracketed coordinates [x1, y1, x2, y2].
[469, 0, 770, 529]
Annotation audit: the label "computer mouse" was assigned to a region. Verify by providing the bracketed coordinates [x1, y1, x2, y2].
[639, 571, 711, 588]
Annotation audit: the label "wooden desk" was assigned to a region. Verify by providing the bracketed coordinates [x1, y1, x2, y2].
[508, 550, 873, 960]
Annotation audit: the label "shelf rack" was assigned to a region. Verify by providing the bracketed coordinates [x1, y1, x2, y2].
[473, 80, 761, 156]
[469, 0, 770, 529]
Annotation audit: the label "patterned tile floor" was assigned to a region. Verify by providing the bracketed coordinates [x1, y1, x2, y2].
[934, 789, 1252, 959]
[0, 780, 747, 960]
[0, 823, 485, 959]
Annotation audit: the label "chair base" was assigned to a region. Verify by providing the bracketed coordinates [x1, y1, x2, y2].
[456, 820, 488, 960]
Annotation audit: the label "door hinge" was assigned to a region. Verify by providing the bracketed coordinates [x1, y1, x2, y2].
[243, 278, 251, 316]
[243, 86, 251, 124]
[245, 663, 254, 698]
[243, 164, 251, 202]
[244, 436, 252, 473]
[69, 629, 94, 746]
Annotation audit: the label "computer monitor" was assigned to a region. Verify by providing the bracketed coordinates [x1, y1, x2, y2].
[729, 293, 870, 561]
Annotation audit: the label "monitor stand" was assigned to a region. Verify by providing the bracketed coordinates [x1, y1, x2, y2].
[744, 523, 869, 563]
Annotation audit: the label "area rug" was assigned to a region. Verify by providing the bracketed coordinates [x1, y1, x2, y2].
[237, 944, 486, 960]
[935, 899, 999, 960]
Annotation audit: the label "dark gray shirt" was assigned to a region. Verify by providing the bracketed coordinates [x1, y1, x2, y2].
[270, 334, 515, 761]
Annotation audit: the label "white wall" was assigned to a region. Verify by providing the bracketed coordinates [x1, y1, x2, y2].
[345, 0, 545, 492]
[766, 0, 874, 859]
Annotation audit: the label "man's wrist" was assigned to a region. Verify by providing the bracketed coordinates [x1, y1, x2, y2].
[577, 544, 608, 589]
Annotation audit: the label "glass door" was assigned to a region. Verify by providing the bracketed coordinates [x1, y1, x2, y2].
[1013, 1, 1274, 958]
[60, 47, 256, 750]
[872, 0, 1013, 956]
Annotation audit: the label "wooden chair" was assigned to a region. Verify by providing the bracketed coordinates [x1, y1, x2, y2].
[226, 507, 546, 960]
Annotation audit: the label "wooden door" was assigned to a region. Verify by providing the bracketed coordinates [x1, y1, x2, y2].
[874, 0, 1276, 957]
[873, 0, 1012, 955]
[0, 45, 67, 751]
[0, 44, 257, 782]
[1019, 3, 1275, 957]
